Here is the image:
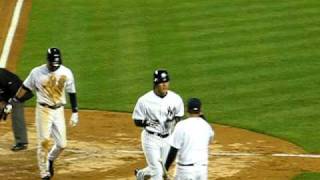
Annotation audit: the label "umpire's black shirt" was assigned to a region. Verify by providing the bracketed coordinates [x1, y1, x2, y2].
[0, 68, 22, 102]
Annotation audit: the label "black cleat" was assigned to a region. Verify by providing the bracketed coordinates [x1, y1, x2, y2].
[41, 176, 51, 180]
[11, 143, 28, 151]
[134, 168, 139, 175]
[49, 160, 54, 177]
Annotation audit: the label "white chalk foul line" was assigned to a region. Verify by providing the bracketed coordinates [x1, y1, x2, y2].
[272, 153, 320, 158]
[0, 0, 24, 68]
[113, 150, 320, 159]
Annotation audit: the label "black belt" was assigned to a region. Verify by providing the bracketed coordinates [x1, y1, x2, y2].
[177, 162, 194, 166]
[39, 103, 63, 109]
[146, 130, 169, 138]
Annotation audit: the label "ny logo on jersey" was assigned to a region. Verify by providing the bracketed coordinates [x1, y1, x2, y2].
[167, 107, 176, 120]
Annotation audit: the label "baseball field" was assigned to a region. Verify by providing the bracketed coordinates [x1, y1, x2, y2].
[1, 0, 320, 179]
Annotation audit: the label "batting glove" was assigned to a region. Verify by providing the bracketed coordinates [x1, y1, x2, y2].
[70, 112, 79, 127]
[3, 103, 13, 114]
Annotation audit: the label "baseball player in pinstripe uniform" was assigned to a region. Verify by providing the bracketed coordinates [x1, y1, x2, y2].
[133, 69, 184, 180]
[6, 48, 79, 180]
[165, 98, 214, 180]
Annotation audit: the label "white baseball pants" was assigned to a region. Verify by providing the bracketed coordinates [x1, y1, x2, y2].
[137, 130, 170, 180]
[35, 104, 67, 178]
[175, 165, 208, 180]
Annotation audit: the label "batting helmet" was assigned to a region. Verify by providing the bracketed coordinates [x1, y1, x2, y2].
[153, 69, 170, 85]
[47, 47, 62, 71]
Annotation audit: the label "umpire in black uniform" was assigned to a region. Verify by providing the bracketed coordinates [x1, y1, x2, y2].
[0, 68, 33, 151]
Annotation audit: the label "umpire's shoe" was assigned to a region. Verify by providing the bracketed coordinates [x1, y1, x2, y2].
[11, 143, 28, 151]
[49, 160, 54, 177]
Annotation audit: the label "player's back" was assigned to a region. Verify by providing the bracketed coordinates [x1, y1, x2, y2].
[175, 117, 213, 165]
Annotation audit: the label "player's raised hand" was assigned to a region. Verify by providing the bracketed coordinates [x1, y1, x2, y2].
[70, 112, 79, 127]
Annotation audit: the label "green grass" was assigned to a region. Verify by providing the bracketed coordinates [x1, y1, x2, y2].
[17, 0, 320, 153]
[294, 173, 320, 180]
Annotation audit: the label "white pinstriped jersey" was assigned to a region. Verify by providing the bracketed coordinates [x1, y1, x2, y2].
[23, 64, 76, 106]
[133, 90, 184, 134]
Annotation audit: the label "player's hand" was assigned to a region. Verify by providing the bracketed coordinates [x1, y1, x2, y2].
[0, 102, 13, 121]
[70, 112, 79, 127]
[3, 103, 13, 114]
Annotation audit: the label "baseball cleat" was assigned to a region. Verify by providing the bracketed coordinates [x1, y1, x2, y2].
[41, 176, 51, 180]
[134, 168, 139, 175]
[11, 143, 28, 151]
[49, 160, 54, 177]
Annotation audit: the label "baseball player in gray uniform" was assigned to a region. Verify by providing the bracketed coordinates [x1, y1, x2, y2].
[133, 69, 184, 180]
[165, 98, 214, 180]
[6, 48, 79, 180]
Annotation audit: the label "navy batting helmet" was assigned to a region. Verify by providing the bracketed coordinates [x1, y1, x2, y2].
[47, 47, 62, 71]
[153, 69, 170, 84]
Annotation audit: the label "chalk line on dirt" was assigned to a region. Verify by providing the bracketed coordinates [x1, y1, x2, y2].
[0, 0, 24, 68]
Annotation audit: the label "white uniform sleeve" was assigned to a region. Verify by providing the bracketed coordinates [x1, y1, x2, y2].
[175, 96, 184, 117]
[169, 123, 184, 149]
[208, 126, 214, 143]
[23, 68, 36, 90]
[65, 70, 76, 93]
[132, 98, 146, 121]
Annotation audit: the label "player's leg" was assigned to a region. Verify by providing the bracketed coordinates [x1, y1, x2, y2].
[160, 136, 171, 163]
[197, 165, 208, 180]
[35, 105, 53, 178]
[141, 130, 163, 180]
[47, 107, 66, 177]
[11, 101, 28, 150]
[48, 107, 67, 161]
[175, 165, 197, 180]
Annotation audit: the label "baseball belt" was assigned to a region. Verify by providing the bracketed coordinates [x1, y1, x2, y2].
[146, 129, 169, 138]
[39, 103, 63, 109]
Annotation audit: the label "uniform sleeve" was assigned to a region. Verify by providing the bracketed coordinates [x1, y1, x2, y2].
[65, 70, 76, 93]
[132, 98, 146, 121]
[23, 69, 36, 91]
[209, 126, 214, 138]
[169, 123, 184, 149]
[175, 96, 184, 117]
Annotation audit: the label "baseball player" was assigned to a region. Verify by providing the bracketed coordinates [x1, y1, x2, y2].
[165, 98, 214, 180]
[6, 47, 79, 180]
[0, 68, 33, 151]
[133, 69, 184, 180]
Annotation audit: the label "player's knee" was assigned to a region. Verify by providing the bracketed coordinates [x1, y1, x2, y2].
[39, 139, 50, 151]
[58, 141, 67, 149]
